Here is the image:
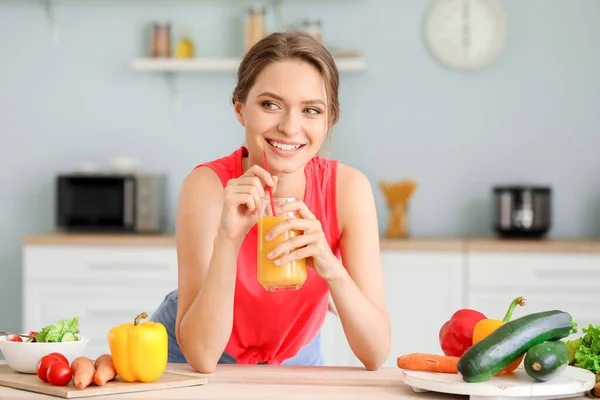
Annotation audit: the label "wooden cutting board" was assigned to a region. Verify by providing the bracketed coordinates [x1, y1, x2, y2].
[0, 364, 207, 398]
[169, 364, 405, 387]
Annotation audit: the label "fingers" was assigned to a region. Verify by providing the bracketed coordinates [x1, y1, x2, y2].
[278, 200, 316, 220]
[244, 165, 275, 189]
[272, 243, 315, 266]
[267, 233, 315, 261]
[235, 176, 266, 199]
[266, 216, 322, 240]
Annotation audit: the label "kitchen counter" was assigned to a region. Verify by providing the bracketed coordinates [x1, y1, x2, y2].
[0, 363, 455, 400]
[23, 232, 600, 253]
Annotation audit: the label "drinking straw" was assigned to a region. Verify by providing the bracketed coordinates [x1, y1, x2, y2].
[262, 151, 276, 216]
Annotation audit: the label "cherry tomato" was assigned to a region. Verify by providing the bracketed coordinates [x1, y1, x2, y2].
[46, 361, 72, 386]
[7, 335, 23, 342]
[37, 355, 63, 383]
[46, 352, 69, 365]
[27, 331, 38, 342]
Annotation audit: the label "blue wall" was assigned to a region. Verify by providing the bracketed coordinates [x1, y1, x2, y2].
[1, 0, 599, 332]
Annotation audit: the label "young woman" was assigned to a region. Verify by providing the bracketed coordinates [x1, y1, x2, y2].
[151, 31, 390, 373]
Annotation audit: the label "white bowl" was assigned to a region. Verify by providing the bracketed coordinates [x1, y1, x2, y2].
[0, 335, 91, 374]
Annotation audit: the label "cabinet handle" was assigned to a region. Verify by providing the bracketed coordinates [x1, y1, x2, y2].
[534, 268, 600, 278]
[87, 262, 170, 271]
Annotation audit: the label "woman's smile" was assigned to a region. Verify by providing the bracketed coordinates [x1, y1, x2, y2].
[265, 138, 307, 158]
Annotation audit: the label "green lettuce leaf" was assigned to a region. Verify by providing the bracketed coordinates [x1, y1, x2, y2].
[565, 324, 600, 373]
[35, 317, 80, 343]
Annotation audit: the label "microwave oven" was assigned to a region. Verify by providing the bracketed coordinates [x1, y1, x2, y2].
[55, 173, 166, 233]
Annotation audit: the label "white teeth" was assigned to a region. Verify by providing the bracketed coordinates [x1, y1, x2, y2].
[268, 140, 301, 151]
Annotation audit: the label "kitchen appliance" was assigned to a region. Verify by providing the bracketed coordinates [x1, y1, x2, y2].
[492, 185, 552, 239]
[56, 173, 166, 233]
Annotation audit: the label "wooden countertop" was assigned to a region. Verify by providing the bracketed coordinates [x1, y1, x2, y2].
[0, 363, 447, 400]
[22, 232, 600, 253]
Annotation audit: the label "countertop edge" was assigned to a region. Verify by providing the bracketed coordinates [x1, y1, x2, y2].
[22, 233, 600, 253]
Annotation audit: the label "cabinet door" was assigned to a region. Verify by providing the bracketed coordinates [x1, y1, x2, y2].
[467, 251, 600, 340]
[322, 251, 465, 368]
[468, 292, 600, 340]
[380, 251, 464, 367]
[22, 284, 174, 359]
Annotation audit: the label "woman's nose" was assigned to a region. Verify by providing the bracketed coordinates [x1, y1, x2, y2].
[277, 111, 301, 136]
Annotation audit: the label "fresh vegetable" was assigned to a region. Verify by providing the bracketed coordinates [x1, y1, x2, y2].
[457, 310, 576, 383]
[93, 354, 117, 386]
[37, 354, 67, 383]
[46, 361, 72, 386]
[472, 296, 527, 375]
[71, 357, 95, 389]
[37, 353, 72, 386]
[26, 331, 39, 343]
[439, 309, 487, 357]
[565, 324, 600, 373]
[108, 312, 168, 383]
[397, 353, 459, 373]
[48, 352, 69, 365]
[34, 317, 80, 343]
[524, 340, 570, 382]
[8, 335, 23, 342]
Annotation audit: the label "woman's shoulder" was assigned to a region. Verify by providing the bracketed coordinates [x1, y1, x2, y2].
[336, 163, 374, 195]
[334, 162, 377, 233]
[190, 146, 246, 187]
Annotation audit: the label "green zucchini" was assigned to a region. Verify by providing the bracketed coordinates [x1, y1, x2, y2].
[457, 310, 575, 383]
[524, 340, 570, 382]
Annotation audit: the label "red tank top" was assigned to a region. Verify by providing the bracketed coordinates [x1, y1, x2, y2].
[195, 146, 342, 365]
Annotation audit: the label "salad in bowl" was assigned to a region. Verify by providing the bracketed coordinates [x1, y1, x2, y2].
[0, 317, 90, 373]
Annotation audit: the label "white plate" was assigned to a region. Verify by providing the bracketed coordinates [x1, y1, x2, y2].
[400, 366, 595, 400]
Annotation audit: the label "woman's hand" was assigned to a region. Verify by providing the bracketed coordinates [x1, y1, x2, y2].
[220, 165, 277, 241]
[265, 200, 343, 281]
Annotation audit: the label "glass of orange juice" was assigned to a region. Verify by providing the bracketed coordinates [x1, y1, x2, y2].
[257, 197, 307, 291]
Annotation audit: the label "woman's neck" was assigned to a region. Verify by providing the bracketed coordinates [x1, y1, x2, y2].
[242, 153, 306, 201]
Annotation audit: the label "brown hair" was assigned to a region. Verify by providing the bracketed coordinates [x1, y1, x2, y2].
[232, 31, 340, 128]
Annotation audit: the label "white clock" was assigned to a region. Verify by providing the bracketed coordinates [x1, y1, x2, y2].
[424, 0, 507, 70]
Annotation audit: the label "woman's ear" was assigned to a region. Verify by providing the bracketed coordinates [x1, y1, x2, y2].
[233, 99, 245, 126]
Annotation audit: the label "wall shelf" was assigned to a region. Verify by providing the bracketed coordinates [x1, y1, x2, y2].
[130, 56, 367, 73]
[130, 56, 367, 114]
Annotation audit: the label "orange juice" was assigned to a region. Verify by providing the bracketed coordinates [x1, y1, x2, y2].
[257, 215, 307, 291]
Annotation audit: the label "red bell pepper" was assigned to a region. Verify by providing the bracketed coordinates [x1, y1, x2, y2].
[439, 309, 486, 357]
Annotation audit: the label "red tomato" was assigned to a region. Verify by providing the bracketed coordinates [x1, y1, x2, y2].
[37, 355, 63, 383]
[46, 352, 69, 365]
[7, 335, 22, 342]
[46, 361, 72, 386]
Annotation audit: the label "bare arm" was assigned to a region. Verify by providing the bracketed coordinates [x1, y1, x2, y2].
[174, 167, 239, 373]
[327, 164, 391, 371]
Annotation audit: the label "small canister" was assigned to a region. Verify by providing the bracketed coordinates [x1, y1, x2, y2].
[151, 22, 171, 58]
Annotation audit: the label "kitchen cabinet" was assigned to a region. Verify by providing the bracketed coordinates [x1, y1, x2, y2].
[21, 234, 600, 368]
[466, 251, 600, 339]
[22, 244, 178, 359]
[321, 250, 465, 367]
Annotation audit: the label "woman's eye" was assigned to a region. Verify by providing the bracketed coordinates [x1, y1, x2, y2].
[305, 108, 321, 115]
[262, 101, 278, 110]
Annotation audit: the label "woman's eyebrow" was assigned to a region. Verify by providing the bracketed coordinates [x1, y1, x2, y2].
[257, 91, 326, 107]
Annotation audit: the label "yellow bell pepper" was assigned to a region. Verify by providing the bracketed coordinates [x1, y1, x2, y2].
[472, 296, 527, 374]
[107, 312, 168, 383]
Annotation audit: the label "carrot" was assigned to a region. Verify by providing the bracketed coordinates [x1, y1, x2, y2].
[397, 353, 459, 373]
[93, 354, 118, 386]
[71, 357, 95, 389]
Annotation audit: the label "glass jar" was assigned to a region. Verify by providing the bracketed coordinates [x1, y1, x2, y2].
[245, 4, 266, 53]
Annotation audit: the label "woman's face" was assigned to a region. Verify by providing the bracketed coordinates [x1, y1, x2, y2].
[235, 60, 329, 175]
